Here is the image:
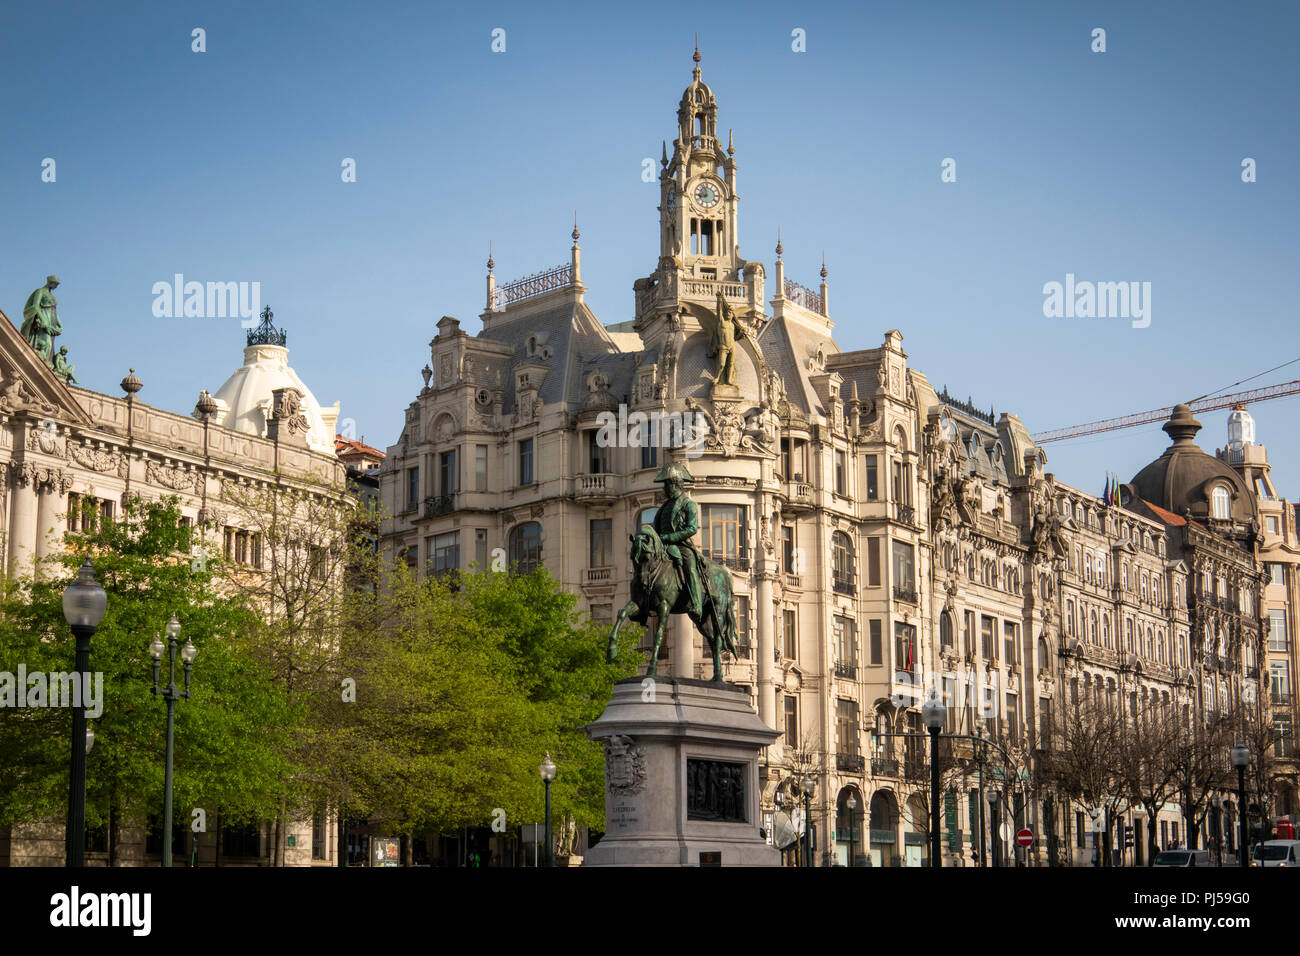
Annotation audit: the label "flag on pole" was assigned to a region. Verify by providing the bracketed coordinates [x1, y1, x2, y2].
[1103, 473, 1110, 506]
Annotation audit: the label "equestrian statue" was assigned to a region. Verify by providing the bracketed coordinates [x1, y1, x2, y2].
[606, 461, 740, 682]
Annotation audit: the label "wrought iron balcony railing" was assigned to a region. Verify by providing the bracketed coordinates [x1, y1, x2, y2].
[423, 495, 455, 519]
[836, 752, 865, 773]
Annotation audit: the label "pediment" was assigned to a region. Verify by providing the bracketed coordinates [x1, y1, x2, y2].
[0, 308, 93, 424]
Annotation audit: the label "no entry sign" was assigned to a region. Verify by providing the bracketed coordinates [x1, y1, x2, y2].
[1016, 828, 1034, 848]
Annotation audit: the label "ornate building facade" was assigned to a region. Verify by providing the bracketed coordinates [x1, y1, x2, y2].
[379, 54, 1274, 866]
[0, 304, 349, 866]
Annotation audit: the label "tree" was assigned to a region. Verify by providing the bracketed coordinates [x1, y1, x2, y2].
[1116, 699, 1182, 865]
[0, 496, 296, 863]
[327, 560, 641, 859]
[1169, 709, 1234, 855]
[1054, 695, 1126, 866]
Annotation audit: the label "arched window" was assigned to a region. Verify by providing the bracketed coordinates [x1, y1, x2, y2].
[1090, 610, 1099, 644]
[1125, 618, 1134, 653]
[832, 531, 855, 590]
[1038, 633, 1051, 671]
[1122, 564, 1128, 589]
[1212, 486, 1230, 520]
[508, 521, 542, 574]
[1103, 615, 1112, 648]
[940, 611, 954, 651]
[1146, 627, 1154, 660]
[1066, 599, 1075, 637]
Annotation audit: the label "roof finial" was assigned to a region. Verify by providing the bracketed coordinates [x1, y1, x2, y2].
[693, 34, 701, 64]
[572, 211, 580, 243]
[820, 252, 828, 278]
[487, 240, 495, 272]
[775, 227, 783, 258]
[728, 128, 734, 155]
[661, 139, 668, 166]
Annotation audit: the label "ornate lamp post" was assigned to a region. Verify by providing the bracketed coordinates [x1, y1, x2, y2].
[988, 786, 1002, 868]
[1231, 740, 1250, 868]
[150, 616, 196, 867]
[63, 559, 106, 867]
[800, 773, 816, 868]
[922, 693, 946, 867]
[846, 793, 857, 868]
[539, 753, 557, 867]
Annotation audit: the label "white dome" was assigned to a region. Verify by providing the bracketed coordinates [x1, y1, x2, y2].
[211, 344, 339, 454]
[1227, 405, 1255, 449]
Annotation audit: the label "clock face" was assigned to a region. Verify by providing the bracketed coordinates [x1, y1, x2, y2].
[694, 181, 720, 209]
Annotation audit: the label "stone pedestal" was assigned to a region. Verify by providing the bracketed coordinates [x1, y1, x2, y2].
[583, 677, 780, 867]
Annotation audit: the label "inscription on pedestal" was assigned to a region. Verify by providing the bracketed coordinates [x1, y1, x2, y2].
[686, 759, 747, 823]
[610, 802, 640, 830]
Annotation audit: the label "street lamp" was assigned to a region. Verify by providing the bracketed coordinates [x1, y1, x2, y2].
[974, 726, 988, 867]
[63, 559, 106, 868]
[539, 753, 557, 867]
[150, 616, 196, 867]
[800, 773, 816, 868]
[922, 693, 946, 868]
[1231, 740, 1250, 869]
[987, 787, 1002, 868]
[846, 793, 857, 868]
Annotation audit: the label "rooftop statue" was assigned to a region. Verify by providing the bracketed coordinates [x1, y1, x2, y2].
[21, 276, 63, 370]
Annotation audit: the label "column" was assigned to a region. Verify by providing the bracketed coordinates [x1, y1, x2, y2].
[7, 464, 38, 578]
[35, 470, 66, 567]
[756, 569, 775, 727]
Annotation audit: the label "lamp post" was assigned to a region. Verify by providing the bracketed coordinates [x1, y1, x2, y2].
[801, 773, 816, 868]
[63, 559, 106, 868]
[150, 616, 196, 868]
[1231, 740, 1250, 869]
[922, 693, 945, 868]
[539, 753, 556, 868]
[975, 728, 988, 867]
[988, 787, 1002, 868]
[846, 793, 857, 868]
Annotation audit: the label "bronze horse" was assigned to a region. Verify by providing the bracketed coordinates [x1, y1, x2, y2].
[606, 524, 739, 682]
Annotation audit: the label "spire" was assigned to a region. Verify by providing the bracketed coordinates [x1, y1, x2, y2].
[819, 253, 830, 318]
[661, 139, 668, 167]
[570, 215, 582, 288]
[486, 240, 495, 272]
[485, 241, 497, 313]
[776, 227, 783, 258]
[247, 305, 287, 347]
[692, 35, 701, 81]
[820, 252, 828, 279]
[774, 228, 785, 299]
[728, 128, 734, 156]
[572, 211, 580, 243]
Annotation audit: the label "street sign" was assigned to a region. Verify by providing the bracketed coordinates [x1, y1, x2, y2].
[1016, 828, 1033, 848]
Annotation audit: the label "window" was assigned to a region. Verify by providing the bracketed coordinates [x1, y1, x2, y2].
[1039, 698, 1052, 748]
[1266, 515, 1280, 534]
[66, 492, 81, 532]
[784, 695, 798, 742]
[700, 504, 746, 569]
[780, 438, 807, 480]
[508, 521, 542, 573]
[1066, 599, 1075, 637]
[475, 444, 488, 491]
[1003, 621, 1018, 666]
[439, 449, 457, 496]
[1269, 563, 1285, 586]
[981, 616, 995, 662]
[891, 459, 912, 506]
[518, 439, 534, 486]
[834, 450, 846, 495]
[735, 596, 751, 651]
[831, 531, 855, 590]
[310, 545, 327, 580]
[940, 611, 954, 652]
[783, 608, 797, 659]
[837, 700, 860, 755]
[475, 528, 488, 570]
[1125, 618, 1133, 653]
[869, 620, 883, 667]
[1006, 693, 1019, 744]
[895, 622, 917, 672]
[865, 456, 878, 499]
[866, 537, 882, 587]
[1212, 486, 1230, 519]
[587, 430, 611, 474]
[641, 433, 658, 470]
[407, 467, 420, 506]
[589, 519, 612, 568]
[637, 506, 658, 528]
[222, 822, 260, 858]
[1275, 715, 1294, 759]
[1271, 662, 1290, 701]
[1270, 610, 1289, 652]
[781, 525, 795, 574]
[964, 611, 976, 658]
[891, 541, 915, 592]
[834, 616, 857, 670]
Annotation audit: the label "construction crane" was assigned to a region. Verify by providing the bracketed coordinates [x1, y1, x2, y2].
[1031, 380, 1300, 444]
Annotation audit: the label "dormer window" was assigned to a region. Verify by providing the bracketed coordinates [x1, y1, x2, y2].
[1211, 485, 1230, 519]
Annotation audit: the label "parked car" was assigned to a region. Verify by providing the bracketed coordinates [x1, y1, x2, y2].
[1251, 839, 1300, 867]
[1153, 849, 1212, 867]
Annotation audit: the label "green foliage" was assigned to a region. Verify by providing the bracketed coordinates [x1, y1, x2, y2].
[331, 562, 642, 837]
[0, 496, 296, 832]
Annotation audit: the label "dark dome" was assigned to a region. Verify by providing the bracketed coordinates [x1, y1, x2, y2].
[1129, 404, 1256, 524]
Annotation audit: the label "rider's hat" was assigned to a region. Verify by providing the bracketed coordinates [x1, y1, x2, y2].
[653, 461, 695, 485]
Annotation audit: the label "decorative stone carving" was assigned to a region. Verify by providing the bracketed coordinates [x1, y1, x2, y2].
[145, 459, 199, 494]
[68, 441, 128, 478]
[604, 734, 647, 797]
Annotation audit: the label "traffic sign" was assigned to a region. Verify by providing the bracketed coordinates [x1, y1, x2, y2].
[1016, 828, 1034, 848]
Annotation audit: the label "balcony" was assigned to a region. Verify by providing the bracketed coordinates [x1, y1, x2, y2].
[704, 550, 750, 573]
[871, 758, 899, 777]
[734, 642, 753, 660]
[576, 473, 617, 500]
[895, 503, 916, 526]
[833, 575, 856, 596]
[1274, 693, 1294, 708]
[893, 585, 918, 605]
[834, 661, 858, 680]
[836, 752, 865, 773]
[785, 481, 815, 512]
[783, 573, 802, 590]
[584, 567, 614, 586]
[423, 495, 455, 519]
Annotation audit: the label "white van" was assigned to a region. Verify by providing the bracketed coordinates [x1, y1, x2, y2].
[1251, 839, 1300, 867]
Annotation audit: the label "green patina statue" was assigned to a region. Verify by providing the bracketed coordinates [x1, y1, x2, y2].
[21, 276, 63, 368]
[706, 290, 745, 387]
[52, 346, 77, 386]
[606, 461, 740, 681]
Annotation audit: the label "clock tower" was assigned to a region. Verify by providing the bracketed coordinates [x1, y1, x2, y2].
[634, 46, 765, 340]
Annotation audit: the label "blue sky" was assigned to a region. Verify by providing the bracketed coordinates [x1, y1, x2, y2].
[3, 0, 1297, 497]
